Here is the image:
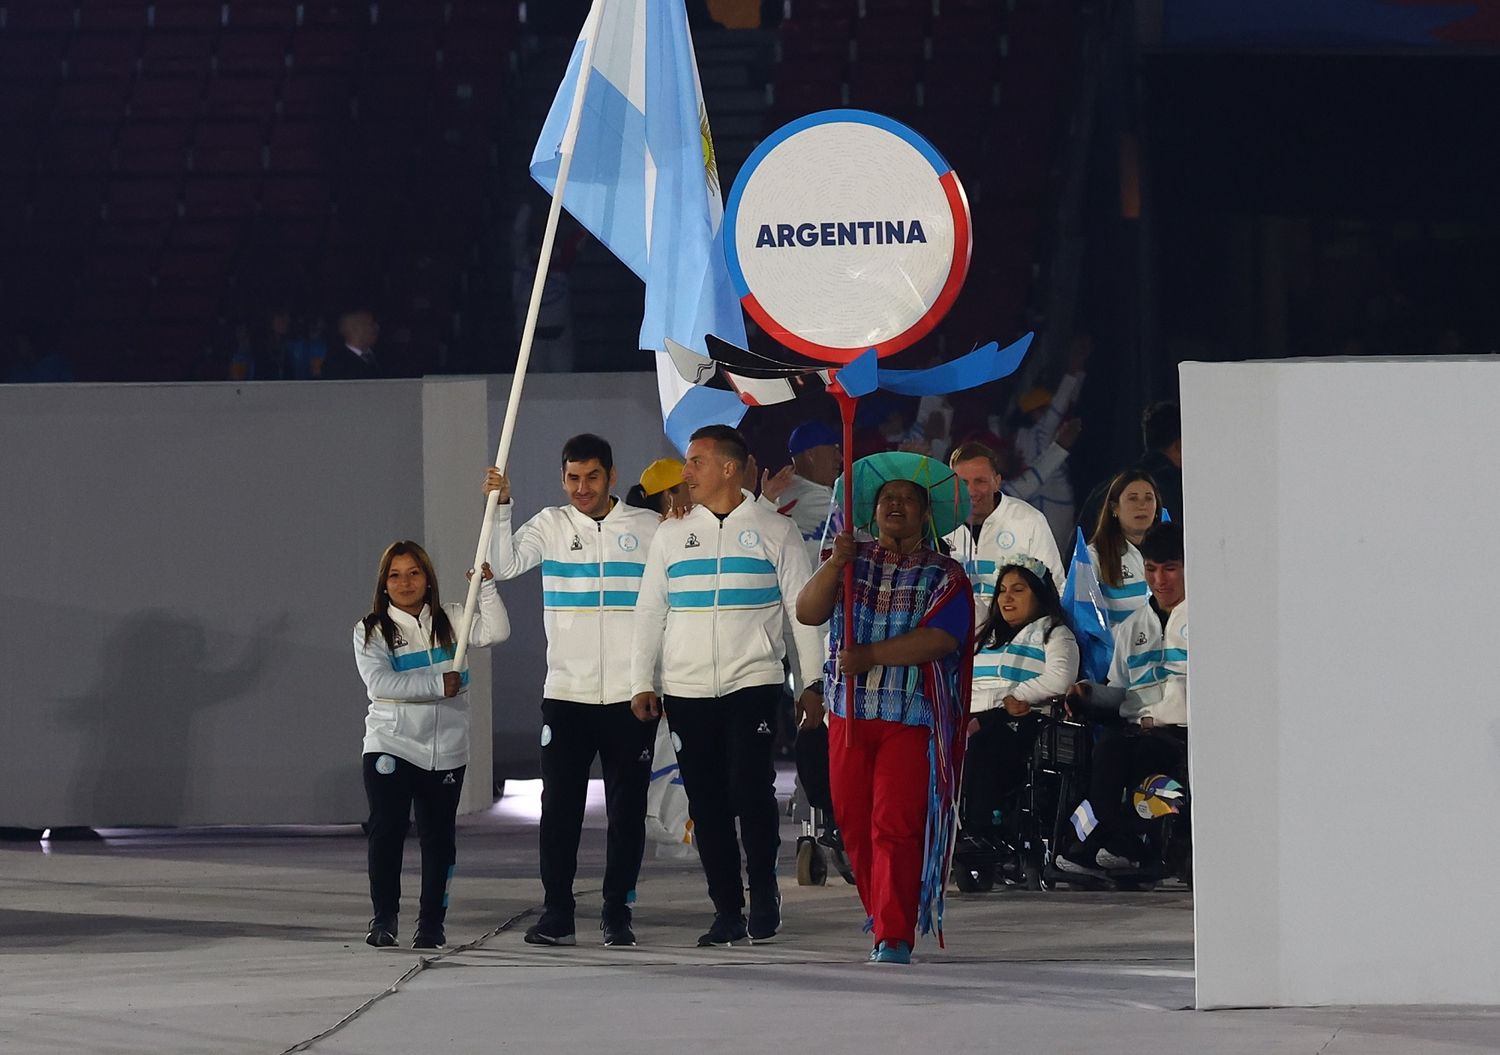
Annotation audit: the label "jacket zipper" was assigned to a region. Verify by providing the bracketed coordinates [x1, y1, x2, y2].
[429, 613, 440, 770]
[713, 517, 722, 697]
[597, 518, 605, 704]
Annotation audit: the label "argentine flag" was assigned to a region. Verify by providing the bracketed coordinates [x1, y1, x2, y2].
[1060, 527, 1114, 682]
[531, 0, 748, 451]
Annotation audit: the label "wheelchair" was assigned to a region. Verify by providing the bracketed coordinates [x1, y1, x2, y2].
[1038, 694, 1192, 891]
[951, 698, 1073, 892]
[951, 697, 1191, 893]
[789, 723, 857, 887]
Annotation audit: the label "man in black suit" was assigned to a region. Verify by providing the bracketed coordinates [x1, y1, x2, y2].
[320, 309, 383, 379]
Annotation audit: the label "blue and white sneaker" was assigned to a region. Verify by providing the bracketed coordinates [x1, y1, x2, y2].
[871, 940, 912, 965]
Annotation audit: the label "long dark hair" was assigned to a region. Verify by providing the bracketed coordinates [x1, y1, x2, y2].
[975, 563, 1068, 652]
[1089, 469, 1159, 589]
[361, 540, 456, 654]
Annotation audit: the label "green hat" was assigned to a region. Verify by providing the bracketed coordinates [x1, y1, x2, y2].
[832, 451, 971, 543]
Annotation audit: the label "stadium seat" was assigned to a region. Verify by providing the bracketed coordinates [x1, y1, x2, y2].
[216, 27, 290, 74]
[139, 29, 214, 77]
[191, 119, 268, 173]
[180, 174, 260, 218]
[852, 9, 927, 63]
[278, 71, 353, 118]
[204, 73, 279, 120]
[115, 120, 193, 173]
[77, 1, 151, 32]
[288, 24, 361, 72]
[265, 118, 333, 171]
[42, 122, 119, 173]
[104, 176, 182, 220]
[147, 0, 226, 31]
[55, 80, 129, 123]
[223, 1, 298, 29]
[66, 31, 141, 79]
[129, 74, 206, 119]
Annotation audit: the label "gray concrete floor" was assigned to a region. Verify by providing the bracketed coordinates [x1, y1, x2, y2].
[2, 776, 1496, 1054]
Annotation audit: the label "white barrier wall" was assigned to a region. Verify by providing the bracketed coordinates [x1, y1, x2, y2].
[0, 373, 671, 827]
[1182, 358, 1500, 1008]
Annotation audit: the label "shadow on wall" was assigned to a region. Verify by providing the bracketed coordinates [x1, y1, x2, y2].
[62, 610, 284, 827]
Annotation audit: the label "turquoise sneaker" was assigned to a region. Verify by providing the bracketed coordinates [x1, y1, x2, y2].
[872, 940, 912, 965]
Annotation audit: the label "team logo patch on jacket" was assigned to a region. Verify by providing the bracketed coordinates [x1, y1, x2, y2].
[998, 530, 1017, 549]
[685, 533, 700, 549]
[619, 533, 639, 552]
[738, 529, 760, 549]
[570, 535, 583, 551]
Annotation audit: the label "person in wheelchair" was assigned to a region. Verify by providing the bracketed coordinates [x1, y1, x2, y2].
[959, 557, 1079, 859]
[1057, 521, 1188, 878]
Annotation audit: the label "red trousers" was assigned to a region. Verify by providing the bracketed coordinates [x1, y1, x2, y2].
[829, 715, 930, 947]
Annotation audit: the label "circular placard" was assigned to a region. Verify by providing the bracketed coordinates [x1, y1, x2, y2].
[724, 110, 971, 363]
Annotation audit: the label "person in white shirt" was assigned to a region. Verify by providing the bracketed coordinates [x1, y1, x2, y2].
[1086, 469, 1160, 628]
[963, 557, 1080, 842]
[631, 425, 825, 948]
[482, 434, 664, 948]
[355, 540, 510, 951]
[1014, 337, 1090, 549]
[944, 442, 1067, 623]
[758, 420, 841, 562]
[1058, 521, 1188, 877]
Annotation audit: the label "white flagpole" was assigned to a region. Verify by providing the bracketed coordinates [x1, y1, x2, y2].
[451, 0, 608, 670]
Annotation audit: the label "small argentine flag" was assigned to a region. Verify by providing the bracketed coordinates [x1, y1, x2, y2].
[1060, 527, 1115, 683]
[531, 0, 748, 451]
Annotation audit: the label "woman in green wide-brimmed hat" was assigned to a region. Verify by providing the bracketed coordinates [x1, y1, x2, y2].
[794, 452, 974, 964]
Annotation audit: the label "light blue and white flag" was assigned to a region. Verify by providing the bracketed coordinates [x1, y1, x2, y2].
[1060, 527, 1114, 682]
[531, 0, 748, 451]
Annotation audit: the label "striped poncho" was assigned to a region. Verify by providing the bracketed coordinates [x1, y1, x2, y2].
[825, 541, 974, 943]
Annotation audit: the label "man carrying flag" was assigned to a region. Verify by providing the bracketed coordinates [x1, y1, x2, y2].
[529, 0, 748, 450]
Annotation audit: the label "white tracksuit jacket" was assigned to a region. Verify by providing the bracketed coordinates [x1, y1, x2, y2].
[971, 617, 1080, 713]
[945, 494, 1067, 622]
[757, 474, 833, 563]
[1091, 599, 1189, 726]
[488, 497, 660, 704]
[356, 589, 511, 771]
[631, 499, 823, 699]
[1088, 541, 1151, 627]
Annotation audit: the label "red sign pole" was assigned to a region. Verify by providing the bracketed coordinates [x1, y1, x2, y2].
[829, 375, 859, 745]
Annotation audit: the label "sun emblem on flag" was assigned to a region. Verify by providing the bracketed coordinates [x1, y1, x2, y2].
[700, 103, 720, 194]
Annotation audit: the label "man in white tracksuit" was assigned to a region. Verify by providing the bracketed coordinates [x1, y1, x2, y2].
[631, 425, 824, 948]
[944, 441, 1067, 621]
[483, 433, 662, 948]
[1058, 520, 1188, 877]
[758, 419, 841, 563]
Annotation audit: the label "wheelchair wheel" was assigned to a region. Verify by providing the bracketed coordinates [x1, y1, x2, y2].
[795, 836, 828, 886]
[1022, 847, 1046, 891]
[952, 859, 995, 893]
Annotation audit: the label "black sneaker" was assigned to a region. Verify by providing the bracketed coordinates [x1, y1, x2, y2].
[523, 910, 577, 947]
[365, 918, 397, 948]
[412, 927, 446, 950]
[747, 886, 782, 944]
[696, 911, 747, 947]
[601, 905, 636, 947]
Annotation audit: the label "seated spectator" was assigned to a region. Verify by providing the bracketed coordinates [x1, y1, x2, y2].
[1087, 470, 1160, 627]
[962, 558, 1079, 840]
[322, 309, 384, 379]
[1057, 521, 1188, 876]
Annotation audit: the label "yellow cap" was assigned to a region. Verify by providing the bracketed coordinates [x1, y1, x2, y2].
[1019, 387, 1053, 415]
[639, 457, 685, 496]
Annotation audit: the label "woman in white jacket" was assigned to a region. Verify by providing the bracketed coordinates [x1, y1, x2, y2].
[1086, 470, 1159, 627]
[961, 557, 1078, 846]
[355, 540, 509, 951]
